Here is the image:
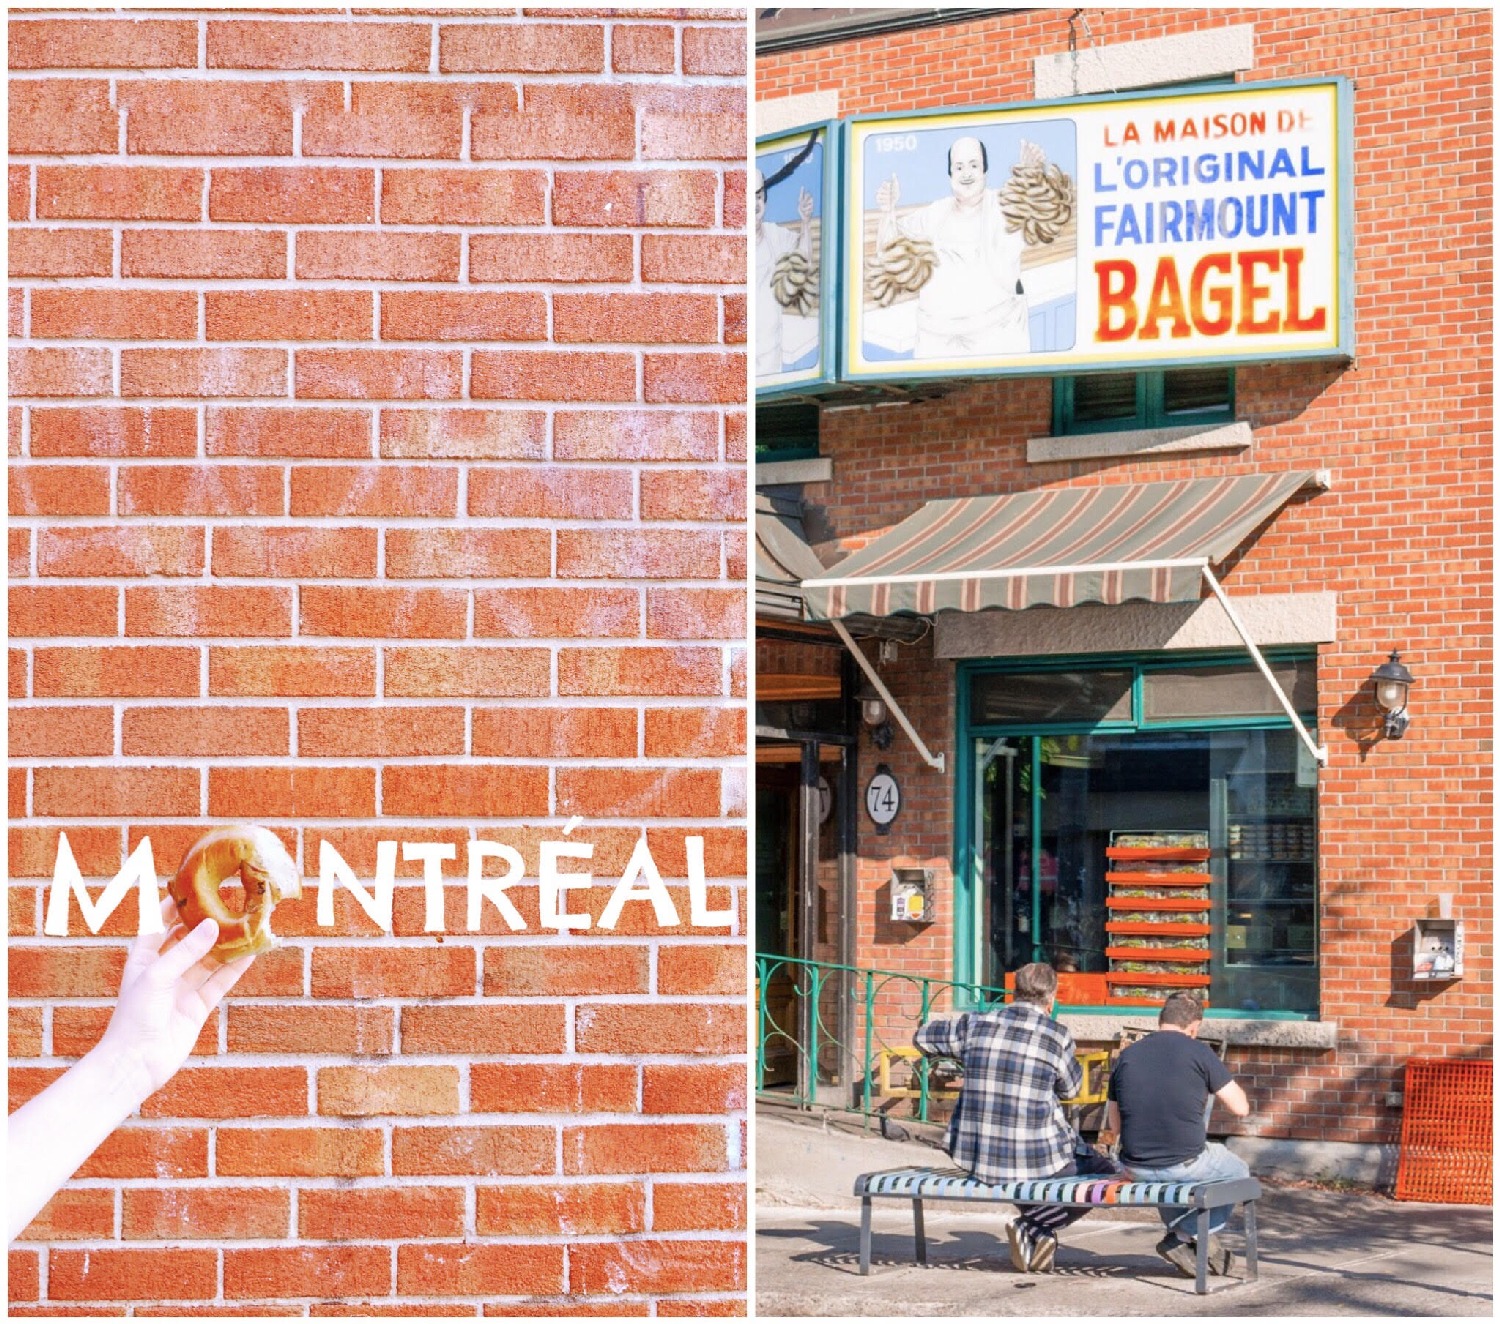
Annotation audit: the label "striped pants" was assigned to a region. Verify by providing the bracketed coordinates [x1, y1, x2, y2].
[1014, 1146, 1124, 1238]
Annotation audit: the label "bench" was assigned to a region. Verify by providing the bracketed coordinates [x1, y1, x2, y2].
[853, 1165, 1261, 1294]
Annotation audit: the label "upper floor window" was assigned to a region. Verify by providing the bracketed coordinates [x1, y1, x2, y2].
[1052, 367, 1235, 436]
[756, 402, 821, 463]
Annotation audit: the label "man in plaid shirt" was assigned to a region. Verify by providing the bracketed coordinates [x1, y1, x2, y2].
[914, 961, 1119, 1272]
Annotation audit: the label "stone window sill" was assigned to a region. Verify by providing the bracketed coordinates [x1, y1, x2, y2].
[1028, 420, 1252, 465]
[1061, 1012, 1337, 1050]
[757, 455, 834, 486]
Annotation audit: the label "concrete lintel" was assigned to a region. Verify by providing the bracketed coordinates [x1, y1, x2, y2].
[1034, 24, 1255, 99]
[756, 91, 840, 139]
[1063, 1013, 1340, 1051]
[758, 456, 834, 487]
[1028, 420, 1252, 465]
[936, 590, 1337, 660]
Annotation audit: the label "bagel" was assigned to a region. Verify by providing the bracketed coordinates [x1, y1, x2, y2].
[866, 236, 937, 306]
[168, 826, 302, 961]
[997, 156, 1076, 246]
[770, 250, 819, 315]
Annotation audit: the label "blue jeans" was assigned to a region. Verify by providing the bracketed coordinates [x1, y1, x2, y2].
[1124, 1143, 1250, 1238]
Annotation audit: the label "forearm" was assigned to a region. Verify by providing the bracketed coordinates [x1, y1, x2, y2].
[913, 1014, 963, 1056]
[8, 1041, 151, 1241]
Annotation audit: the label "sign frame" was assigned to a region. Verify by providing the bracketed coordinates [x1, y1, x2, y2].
[755, 118, 844, 401]
[840, 76, 1355, 386]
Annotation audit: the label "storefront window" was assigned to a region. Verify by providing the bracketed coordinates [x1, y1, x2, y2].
[969, 668, 1132, 725]
[1141, 659, 1315, 721]
[963, 657, 1318, 1016]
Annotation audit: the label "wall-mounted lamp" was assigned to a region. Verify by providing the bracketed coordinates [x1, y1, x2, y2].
[1371, 651, 1414, 739]
[858, 685, 893, 750]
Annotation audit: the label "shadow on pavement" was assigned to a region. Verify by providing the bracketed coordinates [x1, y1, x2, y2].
[757, 1186, 1495, 1313]
[759, 1217, 1191, 1286]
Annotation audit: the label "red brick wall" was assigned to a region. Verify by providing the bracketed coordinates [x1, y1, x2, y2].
[758, 8, 1491, 1144]
[10, 8, 749, 1313]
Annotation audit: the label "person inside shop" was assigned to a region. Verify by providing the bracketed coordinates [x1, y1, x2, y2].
[913, 961, 1120, 1273]
[1105, 992, 1253, 1278]
[7, 901, 256, 1241]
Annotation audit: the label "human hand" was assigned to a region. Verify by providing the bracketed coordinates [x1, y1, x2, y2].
[97, 898, 256, 1106]
[875, 173, 900, 213]
[798, 187, 814, 221]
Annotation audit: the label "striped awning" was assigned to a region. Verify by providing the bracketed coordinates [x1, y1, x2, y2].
[755, 494, 826, 622]
[802, 473, 1319, 621]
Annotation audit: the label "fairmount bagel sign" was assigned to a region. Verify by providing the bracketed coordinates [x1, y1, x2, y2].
[842, 77, 1353, 383]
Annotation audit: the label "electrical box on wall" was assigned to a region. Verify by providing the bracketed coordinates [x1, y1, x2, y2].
[891, 867, 935, 923]
[1411, 918, 1463, 980]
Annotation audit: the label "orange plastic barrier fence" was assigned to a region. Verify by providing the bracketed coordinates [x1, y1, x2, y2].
[1394, 1058, 1492, 1205]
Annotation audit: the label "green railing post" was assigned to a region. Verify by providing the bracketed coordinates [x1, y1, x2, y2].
[861, 969, 875, 1119]
[755, 955, 767, 1093]
[806, 964, 822, 1108]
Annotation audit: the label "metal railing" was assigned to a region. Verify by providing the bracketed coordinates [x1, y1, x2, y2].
[755, 953, 1010, 1122]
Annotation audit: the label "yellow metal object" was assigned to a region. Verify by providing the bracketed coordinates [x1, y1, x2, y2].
[876, 1046, 960, 1101]
[1069, 1050, 1112, 1106]
[876, 1046, 1111, 1106]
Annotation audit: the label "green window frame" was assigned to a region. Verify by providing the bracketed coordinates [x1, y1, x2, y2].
[1051, 366, 1236, 436]
[755, 401, 821, 464]
[954, 650, 1319, 1020]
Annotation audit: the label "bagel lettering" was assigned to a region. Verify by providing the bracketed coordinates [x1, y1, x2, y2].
[167, 826, 302, 961]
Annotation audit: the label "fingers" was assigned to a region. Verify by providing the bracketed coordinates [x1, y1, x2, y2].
[119, 896, 174, 990]
[197, 952, 256, 1011]
[154, 917, 220, 985]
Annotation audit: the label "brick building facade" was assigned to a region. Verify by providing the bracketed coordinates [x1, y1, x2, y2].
[755, 7, 1490, 1160]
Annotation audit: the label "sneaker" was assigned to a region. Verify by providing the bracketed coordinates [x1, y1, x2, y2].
[1205, 1235, 1235, 1277]
[1007, 1220, 1058, 1273]
[1029, 1230, 1058, 1273]
[1155, 1232, 1197, 1279]
[1007, 1219, 1034, 1273]
[1156, 1232, 1236, 1279]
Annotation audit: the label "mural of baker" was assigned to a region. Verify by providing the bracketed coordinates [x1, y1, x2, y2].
[863, 125, 1077, 363]
[755, 130, 823, 384]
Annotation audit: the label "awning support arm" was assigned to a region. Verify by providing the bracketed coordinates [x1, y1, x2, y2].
[829, 617, 946, 774]
[1202, 566, 1328, 766]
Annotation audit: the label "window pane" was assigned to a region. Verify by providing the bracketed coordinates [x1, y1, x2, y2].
[756, 403, 820, 459]
[1142, 661, 1315, 722]
[1217, 728, 1318, 1014]
[1072, 373, 1138, 423]
[1163, 366, 1231, 415]
[970, 669, 1133, 725]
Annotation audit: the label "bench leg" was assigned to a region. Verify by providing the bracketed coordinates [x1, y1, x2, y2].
[1244, 1199, 1259, 1281]
[859, 1196, 872, 1276]
[1195, 1207, 1211, 1295]
[913, 1198, 927, 1266]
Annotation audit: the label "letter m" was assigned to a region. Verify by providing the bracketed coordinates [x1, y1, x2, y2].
[44, 833, 165, 937]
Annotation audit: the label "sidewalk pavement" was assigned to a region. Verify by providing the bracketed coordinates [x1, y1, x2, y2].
[755, 1111, 1493, 1317]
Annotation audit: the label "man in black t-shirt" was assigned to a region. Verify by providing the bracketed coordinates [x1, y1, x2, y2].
[1107, 994, 1252, 1278]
